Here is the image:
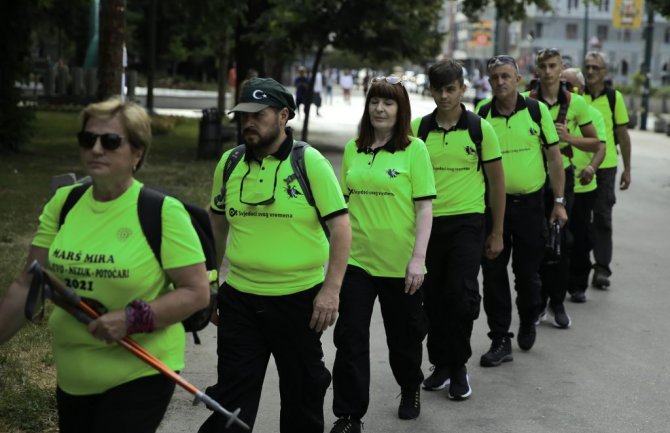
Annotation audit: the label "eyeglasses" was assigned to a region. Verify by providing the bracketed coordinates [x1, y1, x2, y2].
[584, 64, 605, 71]
[486, 55, 519, 72]
[78, 131, 125, 151]
[371, 76, 404, 86]
[238, 161, 283, 206]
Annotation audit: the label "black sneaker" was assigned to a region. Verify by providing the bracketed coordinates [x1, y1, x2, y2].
[480, 336, 513, 367]
[447, 366, 472, 401]
[592, 268, 611, 289]
[569, 291, 586, 303]
[517, 323, 536, 351]
[398, 387, 420, 420]
[549, 303, 572, 328]
[535, 307, 547, 325]
[423, 365, 450, 391]
[330, 417, 362, 433]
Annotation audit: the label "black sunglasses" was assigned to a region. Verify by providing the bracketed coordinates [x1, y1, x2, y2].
[77, 131, 125, 151]
[487, 55, 519, 72]
[371, 76, 404, 86]
[238, 161, 283, 206]
[537, 48, 561, 58]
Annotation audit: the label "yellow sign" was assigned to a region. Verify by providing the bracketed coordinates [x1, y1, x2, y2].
[468, 20, 493, 47]
[613, 0, 644, 29]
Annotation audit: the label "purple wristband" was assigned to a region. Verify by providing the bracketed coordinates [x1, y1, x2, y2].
[125, 300, 155, 334]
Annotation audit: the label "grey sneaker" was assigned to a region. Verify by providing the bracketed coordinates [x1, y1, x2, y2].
[549, 303, 572, 328]
[592, 268, 611, 289]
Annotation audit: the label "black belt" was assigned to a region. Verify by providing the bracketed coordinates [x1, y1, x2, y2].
[506, 188, 543, 204]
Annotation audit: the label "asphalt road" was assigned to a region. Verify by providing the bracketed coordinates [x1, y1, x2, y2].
[158, 91, 670, 433]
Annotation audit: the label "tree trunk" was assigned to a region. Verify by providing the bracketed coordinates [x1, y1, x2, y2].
[146, 0, 157, 112]
[97, 0, 125, 101]
[301, 45, 325, 142]
[217, 34, 229, 114]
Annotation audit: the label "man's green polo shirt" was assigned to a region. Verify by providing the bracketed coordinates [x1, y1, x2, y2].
[583, 87, 629, 169]
[410, 105, 502, 216]
[521, 88, 593, 168]
[573, 105, 607, 193]
[210, 131, 347, 296]
[478, 94, 560, 195]
[341, 136, 436, 277]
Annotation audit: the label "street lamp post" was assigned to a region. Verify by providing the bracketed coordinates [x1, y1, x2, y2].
[640, 5, 654, 131]
[582, 1, 589, 63]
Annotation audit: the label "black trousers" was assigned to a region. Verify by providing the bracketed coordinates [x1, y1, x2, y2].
[199, 283, 331, 433]
[569, 190, 597, 293]
[539, 168, 575, 306]
[332, 265, 427, 420]
[592, 167, 617, 275]
[57, 374, 175, 433]
[482, 189, 546, 340]
[424, 213, 484, 369]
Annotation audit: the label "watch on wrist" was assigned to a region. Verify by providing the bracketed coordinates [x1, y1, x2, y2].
[555, 196, 566, 206]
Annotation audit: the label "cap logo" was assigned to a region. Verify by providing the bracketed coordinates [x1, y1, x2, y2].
[252, 90, 268, 100]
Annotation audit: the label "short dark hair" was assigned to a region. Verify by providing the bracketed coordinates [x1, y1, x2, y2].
[428, 60, 464, 89]
[356, 80, 412, 151]
[536, 48, 562, 64]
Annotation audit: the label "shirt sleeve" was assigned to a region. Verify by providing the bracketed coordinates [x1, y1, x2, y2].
[539, 101, 560, 146]
[589, 107, 607, 142]
[32, 185, 74, 249]
[573, 94, 593, 127]
[614, 90, 630, 126]
[209, 149, 234, 214]
[409, 138, 436, 200]
[480, 119, 502, 162]
[161, 197, 206, 270]
[304, 147, 348, 220]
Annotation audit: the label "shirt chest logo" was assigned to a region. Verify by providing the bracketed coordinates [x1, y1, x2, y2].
[386, 168, 399, 178]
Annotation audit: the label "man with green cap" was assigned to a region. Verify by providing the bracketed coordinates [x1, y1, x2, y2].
[199, 77, 352, 433]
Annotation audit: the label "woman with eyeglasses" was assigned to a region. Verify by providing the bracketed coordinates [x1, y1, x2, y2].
[330, 76, 435, 432]
[0, 98, 210, 433]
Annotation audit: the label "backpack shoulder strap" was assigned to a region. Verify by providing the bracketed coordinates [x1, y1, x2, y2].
[416, 113, 434, 143]
[465, 111, 484, 171]
[137, 187, 166, 267]
[556, 82, 571, 124]
[290, 141, 314, 206]
[525, 96, 547, 146]
[477, 101, 492, 119]
[219, 144, 246, 207]
[58, 183, 92, 228]
[603, 86, 619, 144]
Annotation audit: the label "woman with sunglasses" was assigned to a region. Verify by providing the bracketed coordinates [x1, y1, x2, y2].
[330, 76, 435, 432]
[0, 98, 210, 433]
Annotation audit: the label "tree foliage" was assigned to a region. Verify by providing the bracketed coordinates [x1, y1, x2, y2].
[648, 0, 670, 18]
[461, 0, 552, 22]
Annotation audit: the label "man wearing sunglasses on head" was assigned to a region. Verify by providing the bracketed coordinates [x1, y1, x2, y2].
[522, 48, 600, 329]
[200, 77, 352, 433]
[582, 51, 632, 291]
[475, 55, 566, 366]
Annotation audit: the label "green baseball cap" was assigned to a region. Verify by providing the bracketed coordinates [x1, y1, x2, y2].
[230, 77, 297, 119]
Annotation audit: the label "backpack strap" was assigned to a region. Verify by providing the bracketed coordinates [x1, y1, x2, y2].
[416, 113, 434, 143]
[137, 187, 166, 267]
[58, 182, 92, 228]
[604, 86, 619, 145]
[218, 144, 246, 208]
[290, 141, 330, 236]
[464, 111, 484, 171]
[556, 82, 572, 125]
[525, 97, 546, 145]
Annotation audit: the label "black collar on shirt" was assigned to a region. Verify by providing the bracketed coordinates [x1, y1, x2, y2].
[244, 127, 294, 163]
[490, 93, 527, 118]
[422, 103, 470, 132]
[533, 83, 569, 108]
[584, 86, 607, 99]
[357, 139, 397, 154]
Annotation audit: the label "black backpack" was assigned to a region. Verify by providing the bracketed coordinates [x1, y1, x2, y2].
[416, 110, 484, 171]
[58, 182, 218, 344]
[217, 140, 328, 235]
[477, 96, 545, 145]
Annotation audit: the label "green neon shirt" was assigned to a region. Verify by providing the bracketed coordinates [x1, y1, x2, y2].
[583, 88, 629, 169]
[521, 89, 593, 168]
[478, 94, 560, 195]
[210, 134, 347, 295]
[32, 179, 205, 395]
[340, 136, 436, 277]
[411, 106, 502, 216]
[573, 106, 607, 193]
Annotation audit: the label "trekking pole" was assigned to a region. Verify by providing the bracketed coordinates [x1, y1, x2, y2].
[27, 261, 249, 431]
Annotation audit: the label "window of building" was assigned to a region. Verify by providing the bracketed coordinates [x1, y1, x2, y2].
[598, 0, 610, 11]
[597, 25, 609, 41]
[665, 27, 670, 44]
[566, 23, 578, 40]
[567, 0, 579, 10]
[535, 22, 544, 39]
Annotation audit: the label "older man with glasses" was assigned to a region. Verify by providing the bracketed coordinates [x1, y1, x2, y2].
[475, 55, 566, 367]
[581, 51, 632, 293]
[200, 77, 352, 433]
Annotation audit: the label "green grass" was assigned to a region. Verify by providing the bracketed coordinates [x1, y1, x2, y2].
[0, 111, 223, 432]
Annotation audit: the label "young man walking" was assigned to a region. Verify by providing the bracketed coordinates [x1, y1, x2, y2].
[412, 59, 505, 399]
